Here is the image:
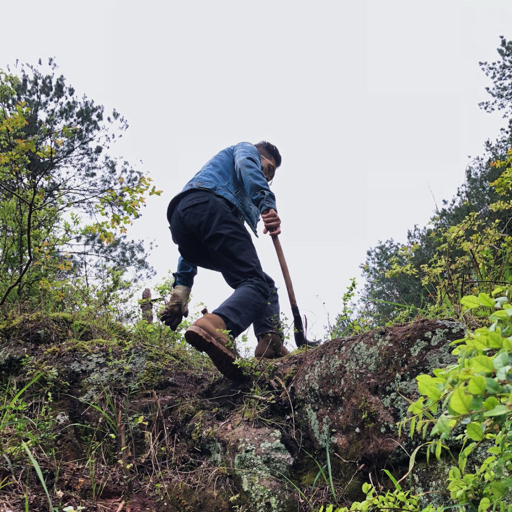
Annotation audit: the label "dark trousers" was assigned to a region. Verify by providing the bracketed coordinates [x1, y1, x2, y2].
[169, 190, 281, 339]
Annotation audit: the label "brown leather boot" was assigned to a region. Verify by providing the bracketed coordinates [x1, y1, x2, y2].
[254, 333, 289, 359]
[185, 313, 246, 381]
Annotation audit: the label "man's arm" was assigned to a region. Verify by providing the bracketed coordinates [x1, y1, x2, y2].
[233, 143, 277, 214]
[173, 256, 197, 288]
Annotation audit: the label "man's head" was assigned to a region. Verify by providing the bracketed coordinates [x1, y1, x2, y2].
[254, 141, 281, 183]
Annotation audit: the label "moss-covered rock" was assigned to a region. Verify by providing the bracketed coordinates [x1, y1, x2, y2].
[217, 422, 296, 511]
[288, 320, 463, 460]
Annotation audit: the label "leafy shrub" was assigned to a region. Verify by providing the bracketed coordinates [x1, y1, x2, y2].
[400, 290, 512, 510]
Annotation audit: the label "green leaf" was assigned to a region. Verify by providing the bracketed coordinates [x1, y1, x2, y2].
[490, 310, 509, 321]
[483, 396, 499, 410]
[435, 415, 452, 434]
[478, 293, 494, 307]
[450, 338, 467, 348]
[483, 404, 508, 417]
[461, 295, 480, 309]
[463, 443, 477, 458]
[458, 442, 476, 473]
[482, 455, 496, 466]
[492, 287, 505, 297]
[473, 335, 488, 350]
[449, 387, 473, 415]
[490, 481, 507, 498]
[22, 442, 53, 512]
[485, 378, 502, 394]
[428, 400, 439, 415]
[496, 365, 511, 380]
[472, 356, 495, 373]
[435, 439, 442, 461]
[406, 444, 423, 481]
[416, 375, 442, 400]
[493, 352, 509, 370]
[472, 396, 484, 410]
[362, 482, 371, 494]
[449, 467, 461, 479]
[468, 376, 486, 395]
[478, 497, 491, 512]
[466, 422, 484, 441]
[382, 469, 401, 491]
[487, 332, 503, 348]
[408, 397, 424, 415]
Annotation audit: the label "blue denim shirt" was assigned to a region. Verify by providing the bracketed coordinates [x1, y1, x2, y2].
[169, 142, 277, 288]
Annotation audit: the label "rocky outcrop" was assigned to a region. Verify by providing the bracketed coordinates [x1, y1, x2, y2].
[0, 314, 464, 511]
[290, 319, 462, 458]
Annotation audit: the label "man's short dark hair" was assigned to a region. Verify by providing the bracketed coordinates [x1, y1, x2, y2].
[254, 141, 282, 168]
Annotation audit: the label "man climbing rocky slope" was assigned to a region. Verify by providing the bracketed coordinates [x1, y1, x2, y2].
[160, 141, 289, 380]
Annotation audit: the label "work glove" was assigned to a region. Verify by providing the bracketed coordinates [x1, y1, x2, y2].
[158, 285, 191, 330]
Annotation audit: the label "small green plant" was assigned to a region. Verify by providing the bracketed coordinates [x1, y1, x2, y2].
[317, 482, 422, 511]
[400, 289, 512, 510]
[22, 441, 55, 512]
[0, 373, 58, 459]
[316, 472, 443, 511]
[0, 475, 13, 490]
[153, 270, 176, 303]
[316, 289, 512, 512]
[330, 278, 373, 338]
[0, 374, 42, 440]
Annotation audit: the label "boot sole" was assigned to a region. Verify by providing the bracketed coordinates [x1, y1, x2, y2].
[185, 326, 247, 382]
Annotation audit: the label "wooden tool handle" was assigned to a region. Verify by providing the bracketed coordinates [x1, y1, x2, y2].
[272, 235, 306, 347]
[272, 235, 297, 308]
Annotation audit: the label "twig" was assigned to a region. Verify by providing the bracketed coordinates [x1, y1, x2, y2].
[275, 376, 296, 442]
[117, 408, 132, 493]
[152, 390, 170, 450]
[244, 394, 273, 402]
[334, 453, 359, 464]
[342, 463, 365, 494]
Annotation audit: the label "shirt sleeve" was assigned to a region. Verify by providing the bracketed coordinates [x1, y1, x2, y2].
[173, 256, 197, 288]
[233, 143, 277, 213]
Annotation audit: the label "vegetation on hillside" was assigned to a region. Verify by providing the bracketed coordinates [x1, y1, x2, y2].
[327, 36, 512, 511]
[0, 61, 160, 318]
[1, 36, 512, 511]
[353, 36, 512, 329]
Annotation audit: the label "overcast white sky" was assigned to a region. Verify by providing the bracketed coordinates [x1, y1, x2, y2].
[2, 1, 512, 349]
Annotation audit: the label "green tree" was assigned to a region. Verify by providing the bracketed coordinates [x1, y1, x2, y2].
[360, 236, 434, 325]
[360, 37, 512, 323]
[480, 36, 512, 118]
[0, 61, 160, 310]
